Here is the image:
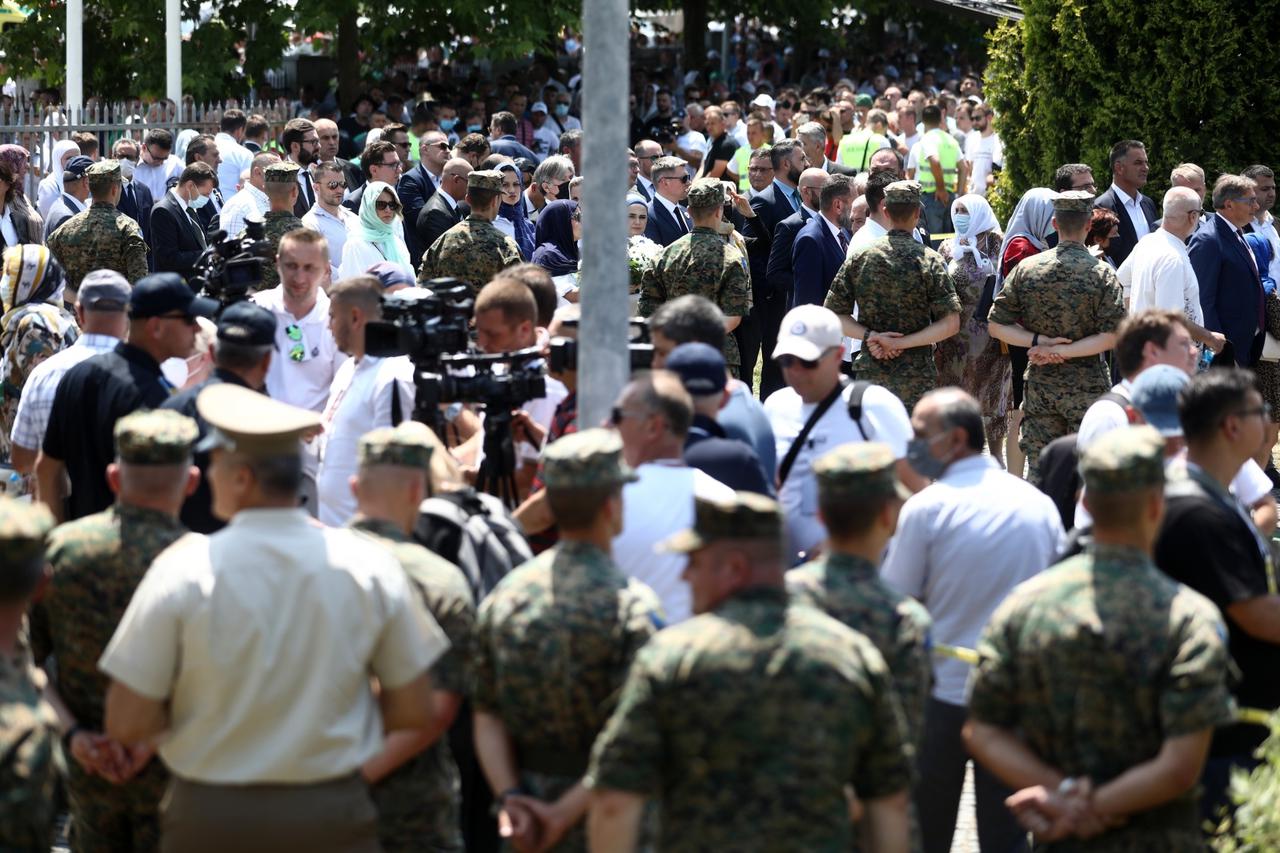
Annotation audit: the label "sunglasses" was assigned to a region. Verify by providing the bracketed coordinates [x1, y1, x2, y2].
[324, 179, 347, 190]
[778, 100, 795, 109]
[662, 174, 691, 184]
[610, 406, 648, 425]
[776, 353, 822, 370]
[286, 323, 306, 362]
[375, 200, 403, 212]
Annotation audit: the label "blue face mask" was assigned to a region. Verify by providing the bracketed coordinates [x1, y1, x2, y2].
[439, 118, 458, 132]
[554, 103, 570, 118]
[952, 213, 971, 234]
[189, 192, 210, 211]
[467, 124, 482, 133]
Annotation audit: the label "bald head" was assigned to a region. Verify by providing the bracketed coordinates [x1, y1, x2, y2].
[797, 167, 830, 211]
[441, 156, 473, 201]
[314, 118, 340, 160]
[914, 387, 985, 458]
[635, 139, 662, 178]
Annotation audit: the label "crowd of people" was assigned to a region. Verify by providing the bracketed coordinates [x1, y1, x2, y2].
[0, 35, 1276, 853]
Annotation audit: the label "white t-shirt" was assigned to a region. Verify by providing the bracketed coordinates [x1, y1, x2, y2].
[612, 461, 734, 624]
[253, 286, 348, 413]
[963, 131, 1002, 196]
[764, 381, 912, 559]
[1117, 229, 1204, 325]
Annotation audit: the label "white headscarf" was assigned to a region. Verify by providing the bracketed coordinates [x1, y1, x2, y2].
[950, 193, 999, 275]
[174, 128, 199, 161]
[994, 187, 1057, 290]
[48, 139, 79, 191]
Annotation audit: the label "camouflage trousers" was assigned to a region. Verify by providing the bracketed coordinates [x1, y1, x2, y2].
[67, 755, 168, 853]
[854, 350, 937, 414]
[1020, 365, 1109, 481]
[371, 759, 463, 853]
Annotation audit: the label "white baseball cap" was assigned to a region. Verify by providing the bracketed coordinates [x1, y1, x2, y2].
[773, 305, 843, 362]
[751, 93, 776, 111]
[531, 101, 548, 114]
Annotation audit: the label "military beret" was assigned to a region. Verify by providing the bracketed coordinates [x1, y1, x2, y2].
[814, 442, 912, 502]
[540, 428, 638, 491]
[0, 496, 53, 603]
[468, 170, 504, 192]
[86, 159, 122, 190]
[114, 409, 199, 465]
[196, 384, 321, 457]
[1078, 425, 1165, 495]
[1053, 190, 1095, 213]
[884, 180, 922, 205]
[658, 491, 784, 553]
[358, 421, 436, 471]
[263, 161, 301, 183]
[854, 93, 874, 107]
[686, 177, 726, 210]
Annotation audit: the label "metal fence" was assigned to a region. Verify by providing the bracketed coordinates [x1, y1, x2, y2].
[0, 99, 297, 197]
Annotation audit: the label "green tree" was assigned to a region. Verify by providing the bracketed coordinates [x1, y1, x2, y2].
[1214, 711, 1280, 851]
[984, 0, 1280, 221]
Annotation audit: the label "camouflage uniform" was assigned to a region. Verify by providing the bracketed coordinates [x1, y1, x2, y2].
[418, 216, 522, 297]
[587, 492, 914, 851]
[987, 193, 1126, 476]
[968, 427, 1235, 852]
[46, 159, 148, 289]
[825, 183, 960, 412]
[347, 421, 475, 853]
[258, 210, 305, 292]
[0, 497, 60, 851]
[472, 429, 662, 852]
[28, 410, 197, 853]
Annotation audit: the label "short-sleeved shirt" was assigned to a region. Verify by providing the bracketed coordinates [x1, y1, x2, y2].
[99, 508, 448, 784]
[252, 286, 347, 413]
[702, 132, 738, 176]
[969, 544, 1234, 846]
[418, 215, 522, 297]
[10, 333, 120, 453]
[684, 414, 772, 496]
[0, 647, 60, 850]
[586, 587, 912, 851]
[42, 343, 174, 520]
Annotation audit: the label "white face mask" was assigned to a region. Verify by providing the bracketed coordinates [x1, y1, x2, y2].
[118, 159, 136, 181]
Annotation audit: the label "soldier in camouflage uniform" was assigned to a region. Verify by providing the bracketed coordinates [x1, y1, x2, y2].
[587, 491, 914, 851]
[639, 178, 753, 377]
[825, 180, 961, 412]
[46, 159, 149, 289]
[0, 496, 60, 850]
[258, 161, 306, 292]
[965, 426, 1235, 850]
[29, 409, 198, 852]
[987, 191, 1127, 478]
[472, 429, 662, 852]
[419, 170, 521, 296]
[347, 422, 475, 853]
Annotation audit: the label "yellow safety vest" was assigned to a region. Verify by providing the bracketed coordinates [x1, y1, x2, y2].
[732, 145, 764, 192]
[917, 128, 960, 194]
[837, 130, 886, 172]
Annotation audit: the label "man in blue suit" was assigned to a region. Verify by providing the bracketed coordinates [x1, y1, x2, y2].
[791, 174, 855, 308]
[1190, 174, 1265, 367]
[488, 111, 538, 163]
[644, 155, 692, 247]
[766, 169, 829, 311]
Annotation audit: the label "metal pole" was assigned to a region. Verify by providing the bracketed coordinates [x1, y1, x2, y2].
[720, 18, 730, 84]
[166, 0, 182, 106]
[66, 0, 82, 111]
[577, 0, 631, 430]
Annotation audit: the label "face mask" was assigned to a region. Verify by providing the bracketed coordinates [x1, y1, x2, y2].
[1046, 231, 1059, 249]
[953, 213, 970, 234]
[554, 104, 570, 118]
[118, 159, 136, 181]
[556, 182, 571, 200]
[467, 124, 482, 133]
[439, 118, 458, 132]
[905, 435, 949, 480]
[189, 192, 210, 210]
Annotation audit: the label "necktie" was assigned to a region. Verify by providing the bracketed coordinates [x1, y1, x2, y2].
[789, 188, 800, 212]
[301, 170, 315, 207]
[838, 229, 850, 254]
[681, 208, 692, 233]
[187, 208, 207, 247]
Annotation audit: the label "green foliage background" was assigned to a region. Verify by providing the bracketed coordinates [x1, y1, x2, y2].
[984, 0, 1280, 220]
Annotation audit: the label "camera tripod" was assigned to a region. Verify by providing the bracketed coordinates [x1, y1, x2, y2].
[474, 410, 521, 510]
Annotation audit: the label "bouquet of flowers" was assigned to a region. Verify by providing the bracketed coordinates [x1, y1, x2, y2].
[627, 234, 664, 294]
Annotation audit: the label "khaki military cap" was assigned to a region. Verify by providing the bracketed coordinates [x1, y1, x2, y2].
[814, 442, 912, 502]
[1053, 190, 1095, 213]
[195, 384, 321, 456]
[540, 428, 638, 490]
[468, 170, 504, 192]
[658, 491, 784, 553]
[263, 161, 301, 183]
[0, 496, 53, 599]
[686, 177, 726, 210]
[358, 421, 436, 471]
[86, 159, 122, 190]
[115, 409, 199, 465]
[1078, 425, 1165, 494]
[884, 180, 922, 205]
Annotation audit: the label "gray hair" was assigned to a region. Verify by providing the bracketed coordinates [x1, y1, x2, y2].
[796, 121, 827, 147]
[1212, 174, 1255, 210]
[1162, 186, 1202, 218]
[651, 156, 688, 183]
[924, 387, 985, 451]
[532, 155, 574, 185]
[1170, 163, 1205, 185]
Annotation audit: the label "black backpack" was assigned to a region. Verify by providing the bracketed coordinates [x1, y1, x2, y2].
[413, 488, 533, 603]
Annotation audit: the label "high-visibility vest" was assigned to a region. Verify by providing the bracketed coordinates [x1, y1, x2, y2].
[917, 128, 961, 194]
[837, 130, 886, 171]
[731, 144, 767, 191]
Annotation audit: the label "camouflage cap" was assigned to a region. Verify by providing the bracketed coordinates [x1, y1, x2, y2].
[114, 409, 199, 465]
[195, 384, 321, 456]
[86, 159, 122, 190]
[0, 496, 53, 602]
[814, 442, 912, 502]
[686, 177, 726, 210]
[263, 161, 301, 183]
[468, 170, 504, 192]
[1053, 190, 1095, 213]
[540, 428, 638, 490]
[884, 179, 922, 205]
[358, 421, 436, 471]
[658, 491, 784, 553]
[1078, 424, 1165, 495]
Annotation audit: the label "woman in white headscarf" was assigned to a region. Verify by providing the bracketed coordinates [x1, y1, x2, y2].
[35, 139, 79, 220]
[936, 193, 1010, 456]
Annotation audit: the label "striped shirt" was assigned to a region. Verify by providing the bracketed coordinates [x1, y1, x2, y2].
[11, 333, 121, 452]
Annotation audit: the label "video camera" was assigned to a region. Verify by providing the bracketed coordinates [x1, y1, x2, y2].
[365, 279, 474, 371]
[548, 317, 654, 373]
[189, 214, 272, 311]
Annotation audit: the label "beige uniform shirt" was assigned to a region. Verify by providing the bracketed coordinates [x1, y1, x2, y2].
[99, 507, 448, 784]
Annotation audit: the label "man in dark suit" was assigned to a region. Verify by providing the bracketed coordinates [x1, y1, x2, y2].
[280, 118, 320, 218]
[633, 140, 661, 202]
[342, 140, 401, 216]
[1190, 174, 1265, 367]
[43, 156, 93, 240]
[791, 175, 854, 308]
[796, 122, 855, 177]
[416, 158, 473, 255]
[316, 118, 363, 194]
[644, 155, 692, 247]
[150, 163, 214, 278]
[1094, 139, 1157, 267]
[398, 130, 449, 267]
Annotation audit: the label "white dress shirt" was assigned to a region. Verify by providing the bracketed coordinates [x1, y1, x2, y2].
[214, 132, 254, 196]
[1117, 228, 1204, 324]
[1251, 211, 1280, 283]
[133, 155, 185, 203]
[302, 203, 359, 281]
[219, 184, 269, 237]
[1111, 184, 1151, 241]
[881, 455, 1065, 705]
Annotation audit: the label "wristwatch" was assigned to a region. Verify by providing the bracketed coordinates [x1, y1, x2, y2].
[491, 785, 524, 817]
[1031, 332, 1040, 347]
[862, 329, 872, 344]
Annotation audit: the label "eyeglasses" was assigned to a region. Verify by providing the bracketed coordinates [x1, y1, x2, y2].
[748, 167, 774, 174]
[636, 155, 659, 162]
[375, 200, 403, 212]
[373, 160, 399, 169]
[1233, 403, 1272, 420]
[661, 174, 691, 184]
[776, 353, 823, 370]
[428, 141, 451, 150]
[392, 141, 411, 148]
[778, 100, 794, 110]
[571, 211, 582, 222]
[324, 179, 347, 190]
[610, 406, 648, 425]
[286, 323, 306, 362]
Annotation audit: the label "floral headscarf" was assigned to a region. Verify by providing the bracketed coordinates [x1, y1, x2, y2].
[0, 246, 77, 422]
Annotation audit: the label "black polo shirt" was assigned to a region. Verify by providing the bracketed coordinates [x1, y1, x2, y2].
[704, 132, 738, 176]
[684, 414, 772, 496]
[42, 343, 173, 520]
[161, 368, 252, 534]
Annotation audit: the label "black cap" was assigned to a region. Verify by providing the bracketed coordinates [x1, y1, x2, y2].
[128, 272, 219, 319]
[64, 155, 94, 179]
[217, 301, 277, 348]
